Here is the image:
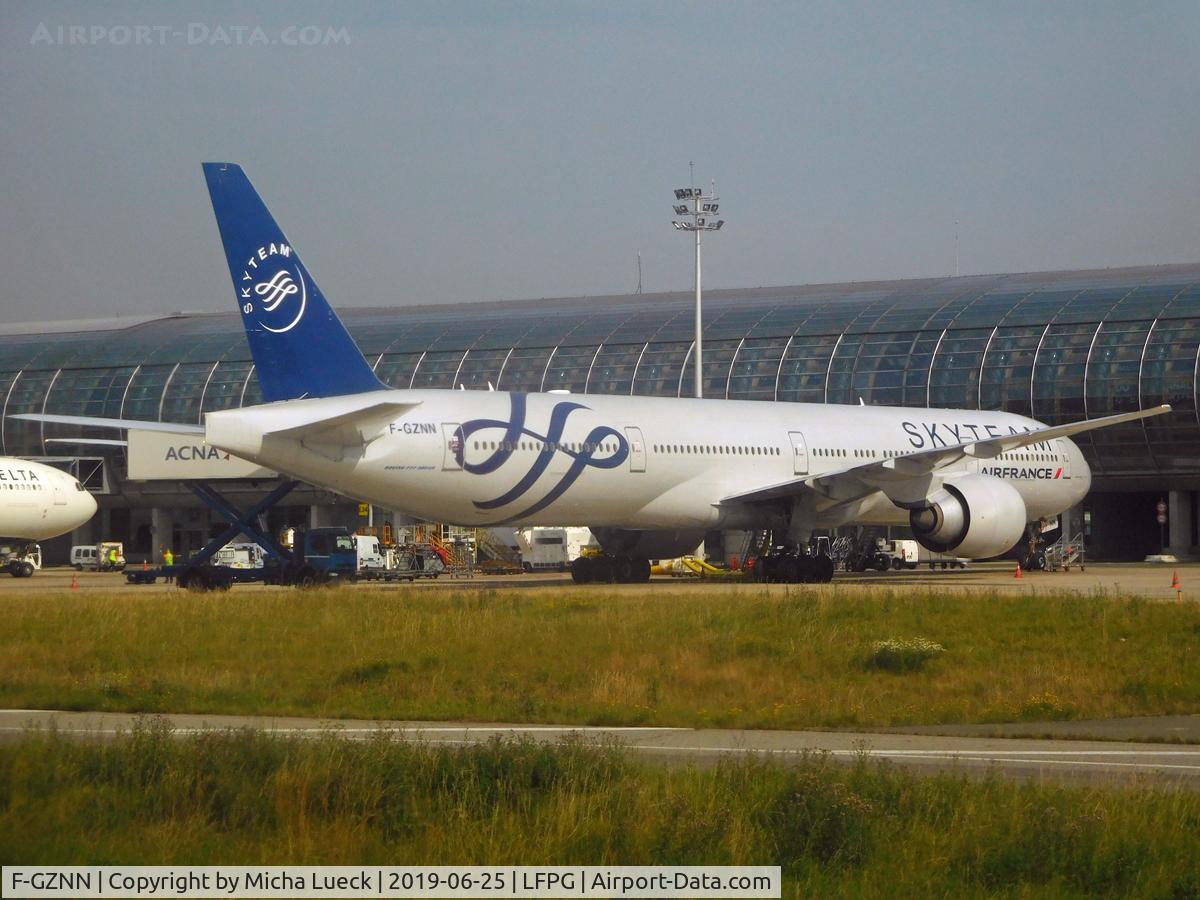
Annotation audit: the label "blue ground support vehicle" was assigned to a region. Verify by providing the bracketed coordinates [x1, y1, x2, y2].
[125, 480, 357, 590]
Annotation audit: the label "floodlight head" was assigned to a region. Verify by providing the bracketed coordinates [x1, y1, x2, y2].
[674, 189, 686, 199]
[672, 221, 684, 230]
[715, 220, 724, 230]
[674, 204, 689, 215]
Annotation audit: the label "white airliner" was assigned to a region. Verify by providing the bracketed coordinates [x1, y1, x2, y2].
[0, 457, 97, 576]
[15, 163, 1170, 583]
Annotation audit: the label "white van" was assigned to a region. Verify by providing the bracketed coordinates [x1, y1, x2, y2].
[71, 542, 126, 571]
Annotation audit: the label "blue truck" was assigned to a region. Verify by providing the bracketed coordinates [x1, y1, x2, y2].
[127, 526, 358, 591]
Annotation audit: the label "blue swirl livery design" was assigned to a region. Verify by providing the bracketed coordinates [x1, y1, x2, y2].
[203, 162, 385, 402]
[456, 393, 628, 520]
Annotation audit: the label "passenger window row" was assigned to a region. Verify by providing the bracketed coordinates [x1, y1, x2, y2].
[652, 445, 780, 456]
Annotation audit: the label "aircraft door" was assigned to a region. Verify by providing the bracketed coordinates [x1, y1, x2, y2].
[1056, 439, 1071, 479]
[53, 483, 66, 506]
[442, 423, 463, 471]
[625, 426, 646, 473]
[788, 431, 809, 476]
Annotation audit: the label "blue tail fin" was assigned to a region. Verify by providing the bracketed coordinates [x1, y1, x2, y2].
[202, 162, 386, 402]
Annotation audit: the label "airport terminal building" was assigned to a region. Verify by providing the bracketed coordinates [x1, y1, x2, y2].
[4, 262, 1200, 562]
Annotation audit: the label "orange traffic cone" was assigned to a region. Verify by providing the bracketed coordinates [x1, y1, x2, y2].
[143, 559, 148, 571]
[70, 572, 79, 590]
[1172, 571, 1180, 589]
[1014, 562, 1023, 579]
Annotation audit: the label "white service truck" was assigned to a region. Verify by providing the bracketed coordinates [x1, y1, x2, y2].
[516, 527, 594, 572]
[215, 542, 266, 569]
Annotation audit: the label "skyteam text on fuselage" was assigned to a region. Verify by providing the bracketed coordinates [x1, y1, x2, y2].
[12, 164, 1172, 583]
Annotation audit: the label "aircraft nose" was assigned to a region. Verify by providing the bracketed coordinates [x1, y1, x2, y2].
[1069, 439, 1091, 498]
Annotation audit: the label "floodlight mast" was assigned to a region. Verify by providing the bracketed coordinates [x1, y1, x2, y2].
[672, 181, 725, 398]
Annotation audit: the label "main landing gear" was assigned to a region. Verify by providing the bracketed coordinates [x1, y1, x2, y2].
[754, 551, 835, 584]
[571, 554, 652, 584]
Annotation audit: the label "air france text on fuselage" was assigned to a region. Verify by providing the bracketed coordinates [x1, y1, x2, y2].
[901, 420, 1052, 450]
[980, 466, 1064, 480]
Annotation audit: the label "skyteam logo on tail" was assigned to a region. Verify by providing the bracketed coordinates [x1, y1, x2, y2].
[240, 243, 307, 333]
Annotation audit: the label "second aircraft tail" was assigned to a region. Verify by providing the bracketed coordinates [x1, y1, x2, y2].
[202, 162, 386, 402]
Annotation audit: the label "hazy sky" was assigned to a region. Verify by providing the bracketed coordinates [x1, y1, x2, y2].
[2, 1, 1198, 324]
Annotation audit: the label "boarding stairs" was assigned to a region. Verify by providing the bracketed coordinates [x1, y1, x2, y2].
[1044, 531, 1086, 572]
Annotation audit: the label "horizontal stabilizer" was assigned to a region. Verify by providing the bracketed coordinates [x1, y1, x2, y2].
[264, 400, 421, 445]
[204, 394, 423, 462]
[10, 413, 205, 435]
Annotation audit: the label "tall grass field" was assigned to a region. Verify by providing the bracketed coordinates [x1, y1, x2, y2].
[3, 585, 1199, 728]
[3, 725, 1199, 897]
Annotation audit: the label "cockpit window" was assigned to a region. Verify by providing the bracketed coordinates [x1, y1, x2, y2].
[75, 481, 86, 492]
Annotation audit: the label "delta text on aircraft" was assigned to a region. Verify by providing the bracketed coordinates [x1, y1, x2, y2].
[16, 164, 1170, 584]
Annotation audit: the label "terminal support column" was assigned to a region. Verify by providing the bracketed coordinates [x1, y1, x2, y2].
[1168, 490, 1195, 557]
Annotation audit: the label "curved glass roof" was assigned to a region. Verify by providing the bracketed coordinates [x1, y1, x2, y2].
[3, 263, 1199, 481]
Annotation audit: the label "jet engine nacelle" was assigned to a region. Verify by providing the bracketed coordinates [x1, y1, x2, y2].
[589, 527, 706, 560]
[908, 474, 1027, 559]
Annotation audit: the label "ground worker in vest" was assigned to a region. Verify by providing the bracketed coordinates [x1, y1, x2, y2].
[162, 546, 174, 583]
[107, 546, 119, 570]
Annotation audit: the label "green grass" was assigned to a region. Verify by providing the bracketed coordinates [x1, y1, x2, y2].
[3, 724, 1199, 897]
[3, 586, 1200, 728]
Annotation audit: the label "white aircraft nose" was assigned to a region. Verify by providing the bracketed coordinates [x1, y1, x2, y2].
[75, 487, 98, 526]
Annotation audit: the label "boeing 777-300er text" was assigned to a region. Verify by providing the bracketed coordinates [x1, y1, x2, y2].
[15, 164, 1170, 583]
[0, 458, 97, 576]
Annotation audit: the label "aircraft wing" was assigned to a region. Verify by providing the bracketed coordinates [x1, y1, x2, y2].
[722, 404, 1172, 507]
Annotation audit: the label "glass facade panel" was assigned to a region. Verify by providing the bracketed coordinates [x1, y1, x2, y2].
[497, 347, 553, 392]
[242, 369, 263, 407]
[928, 328, 991, 408]
[121, 365, 174, 422]
[678, 339, 741, 399]
[1086, 321, 1150, 415]
[825, 334, 863, 405]
[2, 369, 58, 456]
[727, 337, 789, 401]
[543, 345, 599, 393]
[979, 325, 1044, 414]
[1084, 322, 1153, 475]
[902, 331, 942, 407]
[374, 352, 423, 389]
[632, 341, 690, 397]
[411, 350, 467, 390]
[161, 362, 216, 425]
[201, 362, 253, 414]
[777, 335, 838, 404]
[1142, 320, 1200, 472]
[454, 348, 510, 390]
[587, 343, 644, 396]
[844, 331, 917, 407]
[42, 367, 136, 448]
[1030, 324, 1095, 424]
